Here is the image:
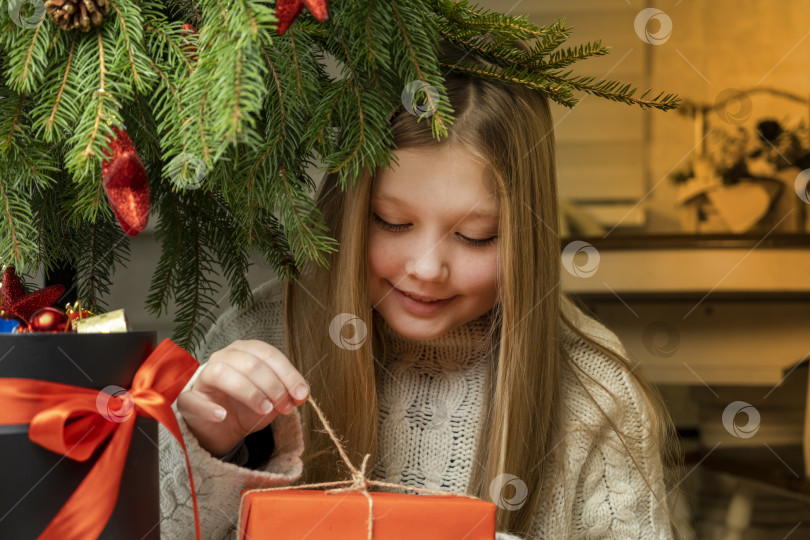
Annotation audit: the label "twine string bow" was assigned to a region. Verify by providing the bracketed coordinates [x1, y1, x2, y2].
[237, 396, 483, 540]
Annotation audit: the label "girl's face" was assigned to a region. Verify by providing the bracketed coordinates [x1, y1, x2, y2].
[368, 144, 500, 341]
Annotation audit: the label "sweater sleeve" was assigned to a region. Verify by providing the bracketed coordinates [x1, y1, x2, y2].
[572, 368, 674, 540]
[159, 278, 306, 540]
[554, 299, 674, 540]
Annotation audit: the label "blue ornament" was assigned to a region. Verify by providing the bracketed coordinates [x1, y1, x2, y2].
[0, 318, 21, 333]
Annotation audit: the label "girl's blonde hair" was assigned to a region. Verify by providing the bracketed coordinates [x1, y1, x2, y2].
[284, 37, 682, 537]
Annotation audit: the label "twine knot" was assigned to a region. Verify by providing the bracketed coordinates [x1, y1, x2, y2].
[326, 453, 371, 494]
[237, 396, 483, 540]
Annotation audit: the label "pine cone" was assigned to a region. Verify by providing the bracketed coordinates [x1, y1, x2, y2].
[45, 0, 109, 32]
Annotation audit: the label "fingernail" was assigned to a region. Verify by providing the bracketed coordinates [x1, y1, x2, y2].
[292, 383, 309, 400]
[260, 399, 273, 414]
[212, 407, 227, 421]
[278, 401, 294, 414]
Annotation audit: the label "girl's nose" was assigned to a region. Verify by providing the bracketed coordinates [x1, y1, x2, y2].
[404, 240, 449, 282]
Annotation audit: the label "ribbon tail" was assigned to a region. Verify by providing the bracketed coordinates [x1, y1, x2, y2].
[167, 415, 201, 540]
[131, 338, 201, 538]
[37, 420, 135, 540]
[143, 401, 201, 540]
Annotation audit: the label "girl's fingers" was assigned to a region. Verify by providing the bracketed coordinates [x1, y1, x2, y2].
[177, 388, 228, 423]
[213, 348, 290, 408]
[228, 340, 310, 404]
[196, 361, 275, 416]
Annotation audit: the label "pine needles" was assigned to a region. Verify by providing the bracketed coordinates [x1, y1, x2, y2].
[0, 0, 679, 351]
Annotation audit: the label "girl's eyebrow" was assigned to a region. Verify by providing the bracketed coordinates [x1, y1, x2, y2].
[373, 193, 499, 219]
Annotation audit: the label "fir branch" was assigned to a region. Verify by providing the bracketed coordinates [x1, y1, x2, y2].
[0, 0, 683, 342]
[18, 23, 44, 91]
[122, 93, 162, 164]
[143, 10, 201, 178]
[441, 59, 576, 105]
[162, 0, 203, 26]
[252, 210, 300, 280]
[1, 13, 54, 95]
[43, 34, 78, 133]
[389, 0, 451, 138]
[168, 195, 219, 351]
[543, 41, 610, 70]
[146, 186, 183, 318]
[0, 94, 24, 151]
[108, 0, 157, 94]
[30, 31, 80, 143]
[84, 31, 108, 158]
[526, 18, 572, 59]
[541, 71, 680, 111]
[430, 0, 553, 40]
[275, 168, 337, 269]
[63, 28, 124, 181]
[280, 32, 302, 90]
[147, 181, 229, 351]
[327, 28, 368, 172]
[68, 212, 131, 314]
[0, 171, 38, 266]
[431, 1, 681, 110]
[262, 49, 288, 133]
[361, 8, 390, 96]
[0, 81, 61, 188]
[143, 23, 194, 75]
[184, 0, 275, 160]
[148, 59, 183, 132]
[429, 0, 542, 40]
[31, 172, 71, 273]
[206, 191, 253, 309]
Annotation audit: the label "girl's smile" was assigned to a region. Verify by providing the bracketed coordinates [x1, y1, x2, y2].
[367, 143, 500, 341]
[391, 283, 456, 315]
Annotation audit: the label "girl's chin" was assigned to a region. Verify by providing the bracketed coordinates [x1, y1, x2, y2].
[383, 312, 454, 340]
[391, 324, 448, 341]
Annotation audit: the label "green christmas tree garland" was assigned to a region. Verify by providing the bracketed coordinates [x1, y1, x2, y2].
[0, 0, 679, 350]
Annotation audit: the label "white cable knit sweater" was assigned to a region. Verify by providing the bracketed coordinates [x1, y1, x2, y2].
[159, 278, 673, 539]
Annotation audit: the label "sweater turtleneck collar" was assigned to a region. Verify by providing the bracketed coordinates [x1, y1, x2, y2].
[372, 306, 500, 370]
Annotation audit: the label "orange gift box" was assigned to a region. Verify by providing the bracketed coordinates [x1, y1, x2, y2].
[238, 488, 496, 539]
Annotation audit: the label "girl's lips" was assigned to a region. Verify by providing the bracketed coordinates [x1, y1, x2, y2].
[393, 286, 455, 315]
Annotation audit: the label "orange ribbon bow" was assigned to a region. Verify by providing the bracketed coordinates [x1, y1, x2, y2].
[0, 338, 201, 540]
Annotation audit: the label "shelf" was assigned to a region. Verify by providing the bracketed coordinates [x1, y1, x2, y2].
[559, 234, 810, 386]
[561, 233, 810, 250]
[560, 234, 810, 297]
[575, 299, 810, 386]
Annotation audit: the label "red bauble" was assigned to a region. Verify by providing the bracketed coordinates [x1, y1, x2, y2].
[181, 23, 198, 65]
[275, 0, 329, 35]
[101, 126, 150, 237]
[28, 307, 69, 333]
[0, 266, 65, 324]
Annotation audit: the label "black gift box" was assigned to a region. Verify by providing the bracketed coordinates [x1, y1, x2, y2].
[0, 331, 160, 540]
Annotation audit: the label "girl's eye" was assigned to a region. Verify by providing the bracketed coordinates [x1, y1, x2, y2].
[461, 234, 498, 247]
[371, 213, 408, 232]
[371, 213, 497, 247]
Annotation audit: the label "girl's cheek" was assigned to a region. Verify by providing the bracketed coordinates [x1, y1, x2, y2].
[367, 233, 396, 271]
[461, 258, 497, 286]
[368, 229, 497, 287]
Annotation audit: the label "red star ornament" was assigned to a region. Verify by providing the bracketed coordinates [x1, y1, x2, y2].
[275, 0, 329, 35]
[0, 266, 65, 324]
[101, 125, 150, 237]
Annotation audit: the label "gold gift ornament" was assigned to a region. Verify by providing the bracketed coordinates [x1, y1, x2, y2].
[75, 309, 130, 333]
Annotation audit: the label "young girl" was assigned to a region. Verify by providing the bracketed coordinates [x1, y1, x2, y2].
[160, 39, 681, 539]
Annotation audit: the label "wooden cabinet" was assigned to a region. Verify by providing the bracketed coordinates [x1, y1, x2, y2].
[562, 234, 810, 386]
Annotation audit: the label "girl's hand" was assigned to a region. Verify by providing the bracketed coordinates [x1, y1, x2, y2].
[176, 340, 310, 457]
